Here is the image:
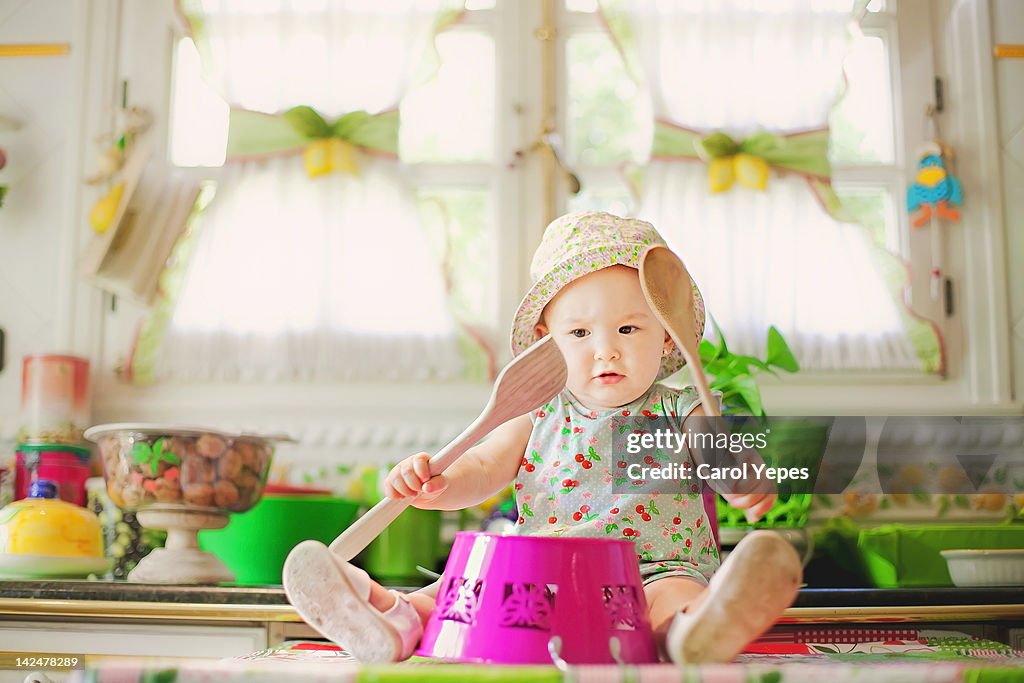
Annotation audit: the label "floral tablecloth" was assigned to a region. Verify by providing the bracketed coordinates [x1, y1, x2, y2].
[66, 628, 1024, 682]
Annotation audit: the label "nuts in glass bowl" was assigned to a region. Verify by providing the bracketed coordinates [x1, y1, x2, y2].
[84, 424, 279, 513]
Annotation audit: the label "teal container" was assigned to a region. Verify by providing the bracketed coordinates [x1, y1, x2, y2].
[199, 495, 359, 585]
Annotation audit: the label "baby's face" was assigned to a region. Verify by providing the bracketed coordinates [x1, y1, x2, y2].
[535, 265, 670, 411]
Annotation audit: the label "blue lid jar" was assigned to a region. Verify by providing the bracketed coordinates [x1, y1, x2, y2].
[28, 479, 58, 499]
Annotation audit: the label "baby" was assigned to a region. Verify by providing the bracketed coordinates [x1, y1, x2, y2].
[284, 211, 802, 664]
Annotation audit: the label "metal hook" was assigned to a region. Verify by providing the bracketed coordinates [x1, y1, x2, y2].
[609, 636, 624, 665]
[547, 636, 575, 683]
[608, 636, 639, 682]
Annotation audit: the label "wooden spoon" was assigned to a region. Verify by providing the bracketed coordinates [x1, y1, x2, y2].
[639, 245, 720, 417]
[328, 335, 567, 561]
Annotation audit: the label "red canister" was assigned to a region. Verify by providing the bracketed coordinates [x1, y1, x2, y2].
[19, 354, 91, 445]
[15, 444, 92, 506]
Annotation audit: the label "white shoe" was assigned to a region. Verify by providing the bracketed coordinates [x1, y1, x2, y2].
[667, 530, 801, 664]
[283, 540, 423, 662]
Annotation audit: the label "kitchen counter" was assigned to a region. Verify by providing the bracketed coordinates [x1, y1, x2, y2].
[1, 581, 1022, 670]
[1, 580, 1023, 624]
[0, 580, 289, 604]
[0, 580, 316, 665]
[0, 579, 298, 623]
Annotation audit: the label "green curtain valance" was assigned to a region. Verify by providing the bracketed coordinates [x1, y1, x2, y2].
[651, 120, 841, 215]
[226, 106, 400, 176]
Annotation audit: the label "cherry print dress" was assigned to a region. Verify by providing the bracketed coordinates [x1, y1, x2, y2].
[514, 385, 720, 585]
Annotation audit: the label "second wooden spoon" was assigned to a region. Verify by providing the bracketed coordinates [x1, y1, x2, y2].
[639, 245, 720, 417]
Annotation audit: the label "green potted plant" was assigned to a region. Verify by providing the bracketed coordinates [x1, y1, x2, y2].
[695, 321, 798, 417]
[681, 322, 825, 528]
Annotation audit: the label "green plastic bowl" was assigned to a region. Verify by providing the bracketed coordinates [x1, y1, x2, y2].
[199, 495, 359, 585]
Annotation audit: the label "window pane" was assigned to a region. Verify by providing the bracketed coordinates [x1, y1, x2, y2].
[415, 188, 492, 323]
[830, 34, 894, 165]
[835, 187, 897, 251]
[170, 38, 229, 167]
[400, 31, 495, 163]
[566, 181, 633, 217]
[566, 32, 651, 166]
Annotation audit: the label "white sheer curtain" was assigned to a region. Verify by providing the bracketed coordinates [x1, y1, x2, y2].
[623, 0, 921, 370]
[160, 0, 463, 381]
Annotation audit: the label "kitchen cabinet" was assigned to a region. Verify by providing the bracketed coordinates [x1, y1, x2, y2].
[0, 620, 268, 659]
[0, 620, 319, 683]
[0, 581, 318, 683]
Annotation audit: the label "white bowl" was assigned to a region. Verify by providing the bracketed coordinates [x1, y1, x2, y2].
[940, 549, 1024, 587]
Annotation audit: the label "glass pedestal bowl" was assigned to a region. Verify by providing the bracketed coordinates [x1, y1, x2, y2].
[84, 423, 284, 584]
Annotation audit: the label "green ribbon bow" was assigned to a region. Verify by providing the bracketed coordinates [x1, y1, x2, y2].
[226, 106, 399, 175]
[654, 123, 832, 177]
[651, 121, 840, 213]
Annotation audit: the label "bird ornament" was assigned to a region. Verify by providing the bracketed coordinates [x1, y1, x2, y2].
[907, 144, 962, 228]
[907, 143, 962, 302]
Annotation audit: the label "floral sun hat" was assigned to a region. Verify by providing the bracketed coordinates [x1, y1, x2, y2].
[510, 211, 705, 380]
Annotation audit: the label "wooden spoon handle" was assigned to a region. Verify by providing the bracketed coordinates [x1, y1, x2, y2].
[328, 496, 413, 560]
[639, 245, 720, 417]
[328, 419, 493, 560]
[675, 337, 720, 418]
[327, 335, 566, 561]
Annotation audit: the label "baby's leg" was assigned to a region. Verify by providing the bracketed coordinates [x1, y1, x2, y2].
[363, 574, 439, 620]
[643, 574, 708, 660]
[283, 540, 433, 662]
[663, 530, 802, 664]
[405, 576, 442, 623]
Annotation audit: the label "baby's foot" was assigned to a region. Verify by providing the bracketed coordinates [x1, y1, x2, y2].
[283, 540, 423, 662]
[667, 530, 801, 665]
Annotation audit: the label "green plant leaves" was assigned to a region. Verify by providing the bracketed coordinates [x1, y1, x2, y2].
[725, 375, 763, 418]
[130, 438, 180, 476]
[697, 321, 799, 416]
[766, 325, 800, 373]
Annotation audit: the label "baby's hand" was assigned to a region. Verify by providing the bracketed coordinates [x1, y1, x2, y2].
[382, 452, 449, 501]
[721, 491, 776, 524]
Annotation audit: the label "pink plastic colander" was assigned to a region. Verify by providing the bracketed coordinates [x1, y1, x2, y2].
[416, 532, 658, 665]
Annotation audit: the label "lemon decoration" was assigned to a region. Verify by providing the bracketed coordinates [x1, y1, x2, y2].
[304, 137, 359, 178]
[89, 182, 125, 234]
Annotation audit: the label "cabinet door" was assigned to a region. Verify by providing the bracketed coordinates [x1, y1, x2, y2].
[0, 620, 267, 658]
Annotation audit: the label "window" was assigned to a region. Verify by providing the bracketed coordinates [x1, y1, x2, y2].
[560, 0, 943, 375]
[129, 0, 486, 383]
[95, 0, 999, 427]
